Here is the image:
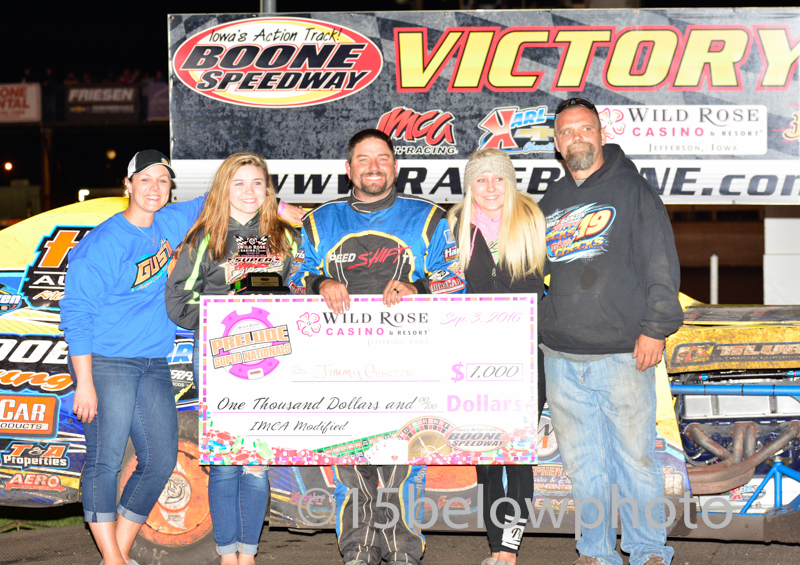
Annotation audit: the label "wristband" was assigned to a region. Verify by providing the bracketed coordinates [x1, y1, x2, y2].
[278, 200, 287, 217]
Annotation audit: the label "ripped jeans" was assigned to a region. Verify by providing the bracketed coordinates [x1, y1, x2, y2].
[209, 465, 270, 555]
[545, 353, 673, 565]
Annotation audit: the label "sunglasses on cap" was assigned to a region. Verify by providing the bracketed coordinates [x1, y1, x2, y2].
[554, 98, 597, 115]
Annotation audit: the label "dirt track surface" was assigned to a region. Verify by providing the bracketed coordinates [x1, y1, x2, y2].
[2, 525, 800, 565]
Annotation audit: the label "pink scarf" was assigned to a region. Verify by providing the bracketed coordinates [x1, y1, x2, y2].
[470, 207, 501, 259]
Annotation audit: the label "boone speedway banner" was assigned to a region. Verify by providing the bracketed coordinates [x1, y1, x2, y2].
[168, 9, 800, 205]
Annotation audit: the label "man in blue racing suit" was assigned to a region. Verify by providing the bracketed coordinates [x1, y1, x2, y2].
[289, 129, 466, 565]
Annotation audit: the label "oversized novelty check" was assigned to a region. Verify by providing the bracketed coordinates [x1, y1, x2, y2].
[198, 294, 537, 465]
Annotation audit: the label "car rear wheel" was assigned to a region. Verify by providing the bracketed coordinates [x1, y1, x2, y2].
[118, 410, 217, 565]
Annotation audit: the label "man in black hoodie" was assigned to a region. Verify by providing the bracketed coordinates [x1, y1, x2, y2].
[538, 98, 682, 565]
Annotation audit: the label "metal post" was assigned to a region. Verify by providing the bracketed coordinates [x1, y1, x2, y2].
[40, 126, 53, 211]
[710, 252, 719, 305]
[260, 0, 277, 13]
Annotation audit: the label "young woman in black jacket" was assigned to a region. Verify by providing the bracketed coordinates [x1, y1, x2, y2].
[165, 153, 297, 565]
[447, 148, 547, 565]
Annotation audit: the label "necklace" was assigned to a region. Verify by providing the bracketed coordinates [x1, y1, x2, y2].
[135, 224, 156, 245]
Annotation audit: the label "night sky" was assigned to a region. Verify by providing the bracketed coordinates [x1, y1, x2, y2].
[3, 0, 798, 83]
[2, 1, 258, 83]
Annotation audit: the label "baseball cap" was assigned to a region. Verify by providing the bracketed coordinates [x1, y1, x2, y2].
[126, 150, 176, 179]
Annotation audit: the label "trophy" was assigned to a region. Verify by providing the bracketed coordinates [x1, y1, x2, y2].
[227, 235, 290, 295]
[233, 273, 290, 295]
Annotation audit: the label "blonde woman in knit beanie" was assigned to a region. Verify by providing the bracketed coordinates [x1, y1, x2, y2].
[447, 148, 547, 565]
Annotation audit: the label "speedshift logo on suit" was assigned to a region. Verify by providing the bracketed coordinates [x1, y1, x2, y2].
[545, 204, 615, 262]
[326, 234, 416, 289]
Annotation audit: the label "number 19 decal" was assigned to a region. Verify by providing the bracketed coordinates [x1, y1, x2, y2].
[574, 207, 615, 242]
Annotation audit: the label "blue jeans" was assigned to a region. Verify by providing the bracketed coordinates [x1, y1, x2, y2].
[195, 334, 269, 554]
[545, 354, 673, 565]
[209, 465, 270, 555]
[74, 354, 178, 523]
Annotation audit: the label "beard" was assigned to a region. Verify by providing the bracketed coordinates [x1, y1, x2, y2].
[564, 142, 597, 172]
[354, 172, 393, 197]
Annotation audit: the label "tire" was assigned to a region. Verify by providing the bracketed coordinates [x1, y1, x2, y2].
[118, 410, 217, 565]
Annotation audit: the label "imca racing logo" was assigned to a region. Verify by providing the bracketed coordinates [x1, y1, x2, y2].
[173, 17, 383, 107]
[478, 105, 555, 154]
[444, 424, 509, 452]
[376, 107, 458, 156]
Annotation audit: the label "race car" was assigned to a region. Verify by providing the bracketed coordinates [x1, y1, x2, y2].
[2, 198, 799, 565]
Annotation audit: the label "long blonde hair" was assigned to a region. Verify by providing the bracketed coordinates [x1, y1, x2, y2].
[447, 148, 547, 282]
[179, 152, 292, 262]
